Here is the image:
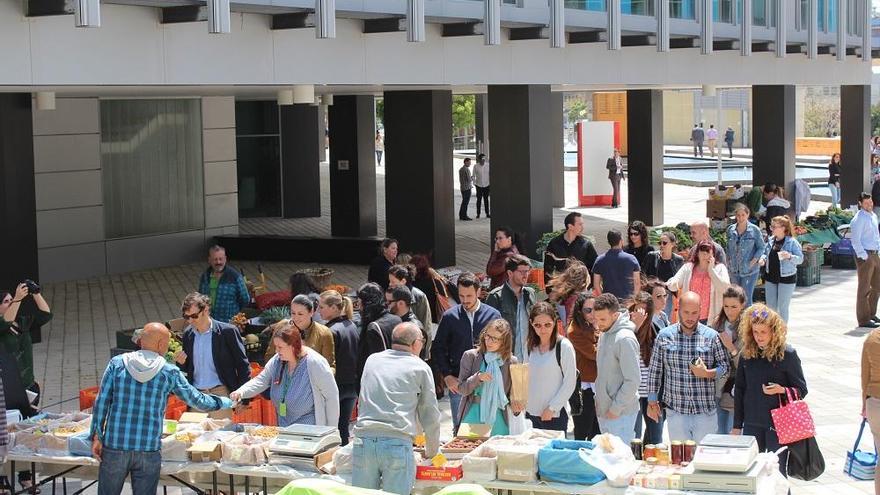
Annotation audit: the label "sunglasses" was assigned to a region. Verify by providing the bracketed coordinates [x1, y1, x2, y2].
[581, 307, 593, 314]
[182, 309, 202, 320]
[629, 232, 640, 236]
[660, 240, 670, 246]
[484, 334, 503, 343]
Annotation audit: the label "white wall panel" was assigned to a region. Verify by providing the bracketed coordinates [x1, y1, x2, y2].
[202, 96, 236, 129]
[35, 170, 103, 211]
[34, 134, 100, 173]
[205, 193, 239, 228]
[36, 206, 105, 248]
[106, 230, 206, 274]
[204, 161, 238, 195]
[38, 242, 107, 282]
[0, 2, 33, 84]
[363, 28, 445, 84]
[33, 98, 100, 135]
[272, 19, 367, 83]
[203, 128, 237, 162]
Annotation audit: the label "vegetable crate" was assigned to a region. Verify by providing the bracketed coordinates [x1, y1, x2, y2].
[79, 387, 99, 410]
[801, 247, 823, 267]
[832, 253, 857, 270]
[796, 265, 821, 287]
[234, 397, 263, 424]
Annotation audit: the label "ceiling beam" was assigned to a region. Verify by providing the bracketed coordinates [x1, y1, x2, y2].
[751, 41, 774, 52]
[161, 5, 205, 24]
[669, 37, 698, 49]
[363, 17, 406, 34]
[786, 43, 806, 54]
[621, 34, 655, 47]
[508, 27, 547, 41]
[568, 30, 606, 44]
[271, 12, 315, 30]
[26, 0, 73, 17]
[442, 22, 483, 37]
[712, 40, 740, 51]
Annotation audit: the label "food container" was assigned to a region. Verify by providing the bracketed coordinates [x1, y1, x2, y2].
[671, 441, 683, 465]
[440, 436, 488, 460]
[643, 444, 656, 459]
[630, 439, 643, 460]
[684, 440, 697, 462]
[188, 441, 223, 462]
[495, 444, 540, 482]
[416, 460, 463, 482]
[462, 443, 497, 482]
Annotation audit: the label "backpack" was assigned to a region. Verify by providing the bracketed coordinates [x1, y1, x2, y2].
[555, 339, 583, 417]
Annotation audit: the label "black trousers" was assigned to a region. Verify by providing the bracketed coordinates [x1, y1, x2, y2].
[726, 141, 734, 158]
[459, 189, 471, 219]
[573, 388, 601, 441]
[609, 175, 621, 207]
[743, 424, 788, 476]
[475, 186, 490, 216]
[337, 383, 358, 446]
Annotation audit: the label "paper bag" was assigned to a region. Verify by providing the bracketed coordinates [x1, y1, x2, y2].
[509, 363, 529, 404]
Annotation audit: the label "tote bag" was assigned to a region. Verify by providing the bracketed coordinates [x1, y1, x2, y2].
[770, 387, 816, 445]
[845, 418, 877, 480]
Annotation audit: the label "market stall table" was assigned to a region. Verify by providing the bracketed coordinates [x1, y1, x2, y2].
[218, 461, 346, 494]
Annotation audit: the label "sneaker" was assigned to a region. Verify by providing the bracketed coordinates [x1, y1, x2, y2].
[861, 321, 880, 328]
[872, 316, 880, 323]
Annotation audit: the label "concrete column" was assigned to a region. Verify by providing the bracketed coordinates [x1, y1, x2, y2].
[317, 104, 327, 163]
[280, 104, 320, 218]
[0, 94, 38, 289]
[328, 95, 377, 237]
[475, 93, 489, 156]
[488, 85, 554, 259]
[626, 89, 665, 225]
[752, 85, 796, 190]
[550, 92, 565, 208]
[384, 90, 456, 267]
[840, 85, 871, 207]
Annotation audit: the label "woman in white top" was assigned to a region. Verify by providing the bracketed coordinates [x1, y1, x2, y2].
[524, 301, 578, 432]
[666, 240, 730, 324]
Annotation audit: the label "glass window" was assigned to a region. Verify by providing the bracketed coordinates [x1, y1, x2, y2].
[713, 0, 734, 22]
[752, 0, 766, 26]
[101, 99, 205, 239]
[622, 0, 654, 15]
[235, 101, 281, 218]
[564, 0, 606, 10]
[827, 0, 837, 32]
[670, 0, 696, 19]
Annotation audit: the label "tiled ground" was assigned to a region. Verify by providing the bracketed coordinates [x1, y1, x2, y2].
[32, 160, 872, 493]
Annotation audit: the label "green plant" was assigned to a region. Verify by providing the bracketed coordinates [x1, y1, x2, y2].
[259, 306, 290, 325]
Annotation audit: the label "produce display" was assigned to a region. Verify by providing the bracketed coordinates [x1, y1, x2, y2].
[252, 426, 279, 439]
[165, 337, 182, 363]
[230, 312, 249, 331]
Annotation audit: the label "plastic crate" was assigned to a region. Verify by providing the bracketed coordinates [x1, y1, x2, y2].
[802, 247, 822, 267]
[796, 265, 821, 287]
[79, 387, 99, 411]
[165, 404, 187, 420]
[832, 253, 857, 269]
[260, 396, 277, 426]
[823, 247, 833, 266]
[234, 397, 263, 424]
[250, 362, 263, 378]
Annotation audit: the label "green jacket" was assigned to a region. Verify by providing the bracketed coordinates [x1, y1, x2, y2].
[0, 310, 52, 388]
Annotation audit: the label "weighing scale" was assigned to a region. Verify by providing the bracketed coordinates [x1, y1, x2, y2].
[692, 434, 759, 473]
[682, 456, 770, 493]
[268, 424, 341, 457]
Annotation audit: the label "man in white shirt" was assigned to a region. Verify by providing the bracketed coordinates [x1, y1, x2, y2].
[473, 153, 491, 219]
[852, 192, 880, 328]
[706, 124, 719, 157]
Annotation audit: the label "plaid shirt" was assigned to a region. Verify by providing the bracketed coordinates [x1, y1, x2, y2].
[89, 353, 232, 452]
[198, 267, 249, 323]
[647, 323, 728, 415]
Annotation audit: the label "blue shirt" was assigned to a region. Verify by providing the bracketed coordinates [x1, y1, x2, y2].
[198, 267, 249, 323]
[90, 353, 232, 451]
[192, 329, 222, 390]
[269, 354, 316, 427]
[851, 209, 880, 260]
[592, 248, 641, 300]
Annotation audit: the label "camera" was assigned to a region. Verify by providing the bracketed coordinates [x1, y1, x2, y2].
[23, 279, 41, 295]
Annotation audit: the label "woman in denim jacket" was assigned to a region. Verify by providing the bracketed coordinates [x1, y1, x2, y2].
[725, 205, 765, 307]
[758, 216, 803, 322]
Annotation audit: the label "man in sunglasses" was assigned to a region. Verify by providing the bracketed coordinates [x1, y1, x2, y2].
[175, 292, 250, 419]
[385, 286, 429, 360]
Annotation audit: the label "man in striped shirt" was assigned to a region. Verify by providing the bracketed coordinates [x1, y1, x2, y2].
[89, 322, 232, 495]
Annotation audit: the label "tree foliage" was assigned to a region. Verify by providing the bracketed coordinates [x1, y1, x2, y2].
[566, 97, 589, 124]
[803, 97, 840, 138]
[872, 103, 880, 137]
[452, 95, 475, 132]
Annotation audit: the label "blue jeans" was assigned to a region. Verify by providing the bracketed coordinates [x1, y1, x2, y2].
[635, 397, 666, 445]
[526, 409, 569, 432]
[716, 397, 734, 434]
[764, 282, 796, 322]
[352, 436, 416, 495]
[448, 390, 462, 433]
[828, 183, 840, 208]
[665, 409, 717, 443]
[731, 271, 760, 308]
[97, 447, 161, 495]
[598, 410, 639, 444]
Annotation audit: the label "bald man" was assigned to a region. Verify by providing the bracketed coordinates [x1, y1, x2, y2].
[90, 322, 233, 495]
[646, 292, 728, 443]
[689, 222, 727, 265]
[352, 323, 440, 495]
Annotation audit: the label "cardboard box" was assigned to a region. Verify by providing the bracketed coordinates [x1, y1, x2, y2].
[178, 412, 208, 423]
[458, 423, 492, 437]
[706, 198, 728, 219]
[315, 446, 339, 474]
[416, 461, 463, 482]
[188, 442, 222, 462]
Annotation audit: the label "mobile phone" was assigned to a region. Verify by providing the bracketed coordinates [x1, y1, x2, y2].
[690, 357, 704, 366]
[763, 382, 776, 388]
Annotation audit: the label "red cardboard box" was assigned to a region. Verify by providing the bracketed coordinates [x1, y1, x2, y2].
[416, 461, 463, 482]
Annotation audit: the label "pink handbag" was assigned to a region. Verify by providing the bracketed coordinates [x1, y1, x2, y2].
[770, 387, 816, 445]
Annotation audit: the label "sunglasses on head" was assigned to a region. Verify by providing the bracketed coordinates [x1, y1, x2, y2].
[750, 308, 770, 321]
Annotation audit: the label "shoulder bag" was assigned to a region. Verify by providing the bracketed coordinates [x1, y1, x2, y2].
[770, 387, 816, 445]
[555, 339, 583, 417]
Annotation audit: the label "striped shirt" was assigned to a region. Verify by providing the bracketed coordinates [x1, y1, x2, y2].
[647, 323, 728, 415]
[89, 354, 232, 452]
[270, 354, 316, 426]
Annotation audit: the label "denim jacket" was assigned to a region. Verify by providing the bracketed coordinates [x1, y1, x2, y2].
[725, 222, 765, 276]
[760, 236, 804, 278]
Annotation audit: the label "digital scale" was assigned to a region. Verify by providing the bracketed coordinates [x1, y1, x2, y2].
[682, 456, 769, 494]
[692, 434, 759, 473]
[268, 424, 341, 458]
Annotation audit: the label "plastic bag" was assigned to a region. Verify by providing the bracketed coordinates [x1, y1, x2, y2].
[332, 443, 353, 474]
[507, 408, 530, 436]
[577, 433, 639, 488]
[222, 435, 269, 465]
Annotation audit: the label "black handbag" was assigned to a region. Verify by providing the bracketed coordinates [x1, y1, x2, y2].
[787, 436, 826, 481]
[555, 339, 583, 416]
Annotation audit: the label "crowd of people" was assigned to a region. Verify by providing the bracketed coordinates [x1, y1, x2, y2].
[26, 178, 880, 495]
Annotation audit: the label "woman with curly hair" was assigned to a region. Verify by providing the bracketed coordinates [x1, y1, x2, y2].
[547, 260, 590, 329]
[732, 304, 808, 474]
[624, 220, 655, 271]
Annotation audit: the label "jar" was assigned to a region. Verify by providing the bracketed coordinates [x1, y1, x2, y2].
[671, 441, 684, 465]
[684, 440, 697, 463]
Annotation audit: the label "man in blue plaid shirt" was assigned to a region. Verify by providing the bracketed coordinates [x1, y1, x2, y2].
[89, 322, 233, 495]
[647, 292, 728, 442]
[198, 246, 250, 323]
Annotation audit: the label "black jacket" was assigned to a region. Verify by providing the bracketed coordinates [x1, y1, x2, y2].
[733, 345, 808, 430]
[433, 303, 502, 378]
[328, 317, 360, 387]
[872, 179, 880, 206]
[356, 312, 402, 378]
[606, 157, 623, 180]
[181, 319, 251, 392]
[543, 234, 599, 286]
[367, 256, 393, 291]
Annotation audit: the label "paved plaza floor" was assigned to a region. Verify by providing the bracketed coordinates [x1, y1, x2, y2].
[33, 162, 872, 493]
